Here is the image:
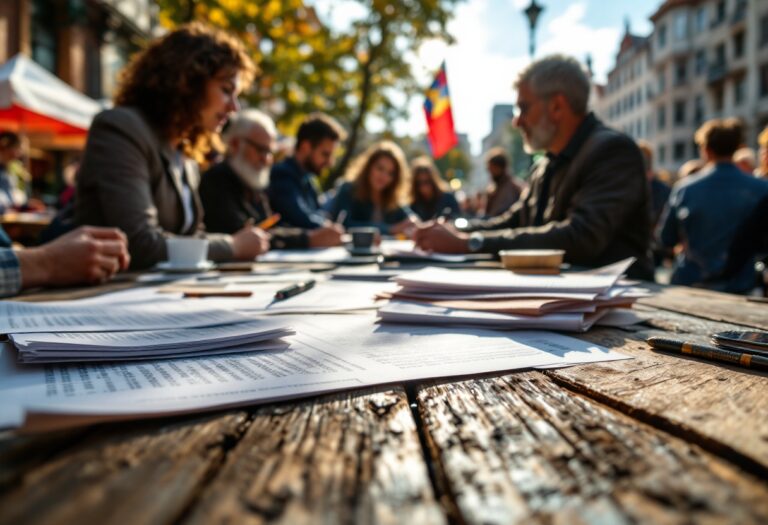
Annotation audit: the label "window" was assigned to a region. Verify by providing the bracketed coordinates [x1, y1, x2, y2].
[695, 50, 707, 75]
[735, 76, 746, 105]
[658, 24, 667, 48]
[733, 31, 745, 59]
[713, 0, 726, 26]
[713, 86, 724, 111]
[658, 145, 667, 165]
[715, 43, 726, 66]
[760, 63, 768, 98]
[674, 100, 686, 126]
[658, 67, 666, 93]
[761, 13, 768, 48]
[30, 0, 58, 74]
[695, 7, 707, 33]
[693, 95, 705, 126]
[674, 59, 687, 86]
[658, 105, 667, 130]
[673, 141, 687, 161]
[674, 12, 687, 40]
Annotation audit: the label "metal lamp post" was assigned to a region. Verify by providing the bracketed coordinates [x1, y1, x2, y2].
[523, 0, 544, 59]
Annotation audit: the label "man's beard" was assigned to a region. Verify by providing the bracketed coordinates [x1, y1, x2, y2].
[522, 114, 557, 153]
[229, 151, 269, 190]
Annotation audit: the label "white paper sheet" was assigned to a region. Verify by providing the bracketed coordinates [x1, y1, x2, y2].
[377, 300, 608, 332]
[0, 301, 252, 333]
[0, 314, 630, 431]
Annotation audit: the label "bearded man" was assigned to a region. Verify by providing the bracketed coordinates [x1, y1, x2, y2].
[200, 110, 343, 249]
[415, 55, 654, 280]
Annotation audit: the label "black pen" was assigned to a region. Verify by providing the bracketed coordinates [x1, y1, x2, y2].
[647, 336, 768, 371]
[273, 279, 316, 301]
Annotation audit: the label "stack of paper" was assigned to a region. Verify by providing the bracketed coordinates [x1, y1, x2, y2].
[377, 258, 650, 331]
[0, 300, 294, 364]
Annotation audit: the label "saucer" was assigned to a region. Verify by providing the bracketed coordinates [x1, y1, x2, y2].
[348, 246, 380, 256]
[155, 260, 215, 273]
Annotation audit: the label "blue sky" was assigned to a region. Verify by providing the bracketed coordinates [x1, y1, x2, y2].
[310, 0, 662, 153]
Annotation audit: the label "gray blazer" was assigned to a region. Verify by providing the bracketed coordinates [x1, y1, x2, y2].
[75, 107, 234, 269]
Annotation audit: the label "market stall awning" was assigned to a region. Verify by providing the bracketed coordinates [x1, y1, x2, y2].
[0, 54, 103, 147]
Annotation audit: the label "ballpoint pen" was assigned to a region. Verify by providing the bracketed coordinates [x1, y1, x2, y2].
[273, 279, 316, 301]
[647, 336, 768, 371]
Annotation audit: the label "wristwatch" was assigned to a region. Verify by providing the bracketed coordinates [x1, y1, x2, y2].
[467, 232, 484, 253]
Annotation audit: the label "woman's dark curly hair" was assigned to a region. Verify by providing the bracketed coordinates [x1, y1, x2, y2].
[114, 22, 256, 160]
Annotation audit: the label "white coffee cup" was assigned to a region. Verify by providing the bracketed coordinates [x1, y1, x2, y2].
[166, 237, 209, 267]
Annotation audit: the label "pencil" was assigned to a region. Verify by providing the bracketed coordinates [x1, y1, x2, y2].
[647, 336, 768, 371]
[257, 213, 281, 230]
[183, 290, 253, 298]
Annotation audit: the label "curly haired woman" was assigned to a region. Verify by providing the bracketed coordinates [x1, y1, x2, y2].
[75, 23, 270, 269]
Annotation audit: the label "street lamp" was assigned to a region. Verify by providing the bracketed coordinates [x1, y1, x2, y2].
[523, 0, 544, 59]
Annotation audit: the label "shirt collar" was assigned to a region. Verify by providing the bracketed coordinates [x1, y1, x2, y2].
[549, 112, 598, 162]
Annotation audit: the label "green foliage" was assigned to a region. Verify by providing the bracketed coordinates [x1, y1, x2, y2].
[156, 0, 462, 185]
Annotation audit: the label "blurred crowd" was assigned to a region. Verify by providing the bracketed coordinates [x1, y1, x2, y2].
[1, 22, 766, 297]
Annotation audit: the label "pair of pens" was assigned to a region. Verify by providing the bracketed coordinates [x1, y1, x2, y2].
[273, 279, 316, 301]
[647, 336, 768, 371]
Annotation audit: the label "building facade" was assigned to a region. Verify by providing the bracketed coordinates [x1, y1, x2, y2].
[595, 0, 768, 175]
[1, 0, 156, 102]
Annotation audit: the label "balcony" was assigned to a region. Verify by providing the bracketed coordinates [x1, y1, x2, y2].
[707, 62, 726, 84]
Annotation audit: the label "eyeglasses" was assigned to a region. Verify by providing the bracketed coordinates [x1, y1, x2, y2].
[242, 137, 274, 157]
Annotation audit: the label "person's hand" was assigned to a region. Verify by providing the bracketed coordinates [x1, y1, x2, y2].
[413, 221, 470, 253]
[390, 215, 419, 236]
[17, 226, 130, 288]
[308, 224, 344, 248]
[231, 222, 271, 260]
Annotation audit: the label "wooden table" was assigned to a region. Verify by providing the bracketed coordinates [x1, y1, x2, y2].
[1, 281, 767, 524]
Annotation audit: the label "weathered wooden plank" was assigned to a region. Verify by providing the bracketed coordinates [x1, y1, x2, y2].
[0, 411, 250, 525]
[181, 388, 445, 525]
[416, 372, 768, 525]
[549, 307, 768, 477]
[639, 284, 768, 329]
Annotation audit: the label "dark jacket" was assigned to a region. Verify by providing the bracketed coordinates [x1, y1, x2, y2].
[466, 114, 654, 280]
[411, 191, 461, 222]
[328, 182, 410, 234]
[200, 161, 309, 249]
[268, 156, 326, 229]
[658, 162, 768, 293]
[75, 107, 234, 269]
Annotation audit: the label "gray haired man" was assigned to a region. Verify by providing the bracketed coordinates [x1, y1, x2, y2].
[415, 54, 653, 279]
[200, 109, 343, 249]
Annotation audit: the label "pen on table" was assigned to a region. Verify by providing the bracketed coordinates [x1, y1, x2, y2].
[184, 290, 253, 298]
[646, 336, 768, 371]
[273, 279, 316, 301]
[257, 213, 281, 230]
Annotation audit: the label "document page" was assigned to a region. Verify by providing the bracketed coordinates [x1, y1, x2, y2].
[0, 301, 252, 333]
[0, 314, 630, 431]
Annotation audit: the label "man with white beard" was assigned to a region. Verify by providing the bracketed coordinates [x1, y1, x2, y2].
[200, 109, 343, 249]
[414, 55, 654, 280]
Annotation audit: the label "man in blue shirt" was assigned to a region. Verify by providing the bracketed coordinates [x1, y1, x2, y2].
[268, 113, 346, 229]
[658, 118, 768, 293]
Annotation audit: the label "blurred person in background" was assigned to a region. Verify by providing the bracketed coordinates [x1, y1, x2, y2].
[408, 156, 460, 221]
[268, 113, 346, 229]
[0, 131, 44, 213]
[200, 109, 343, 249]
[756, 126, 768, 178]
[733, 147, 756, 175]
[658, 118, 768, 293]
[637, 140, 670, 228]
[482, 147, 525, 218]
[75, 23, 270, 269]
[327, 141, 415, 235]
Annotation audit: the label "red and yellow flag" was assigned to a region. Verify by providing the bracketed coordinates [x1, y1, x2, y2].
[423, 61, 458, 159]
